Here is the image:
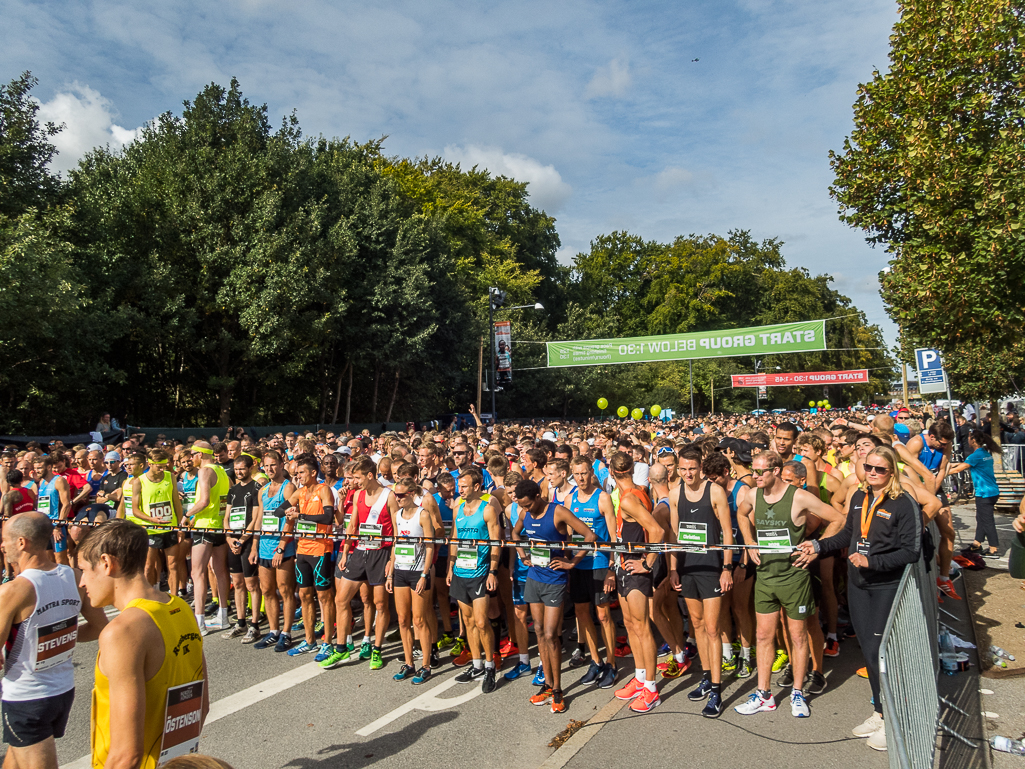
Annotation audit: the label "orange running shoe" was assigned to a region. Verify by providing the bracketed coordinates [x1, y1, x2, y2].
[452, 648, 473, 667]
[550, 690, 567, 714]
[629, 686, 661, 713]
[499, 637, 518, 656]
[660, 658, 685, 679]
[856, 667, 868, 678]
[937, 577, 962, 600]
[530, 687, 553, 706]
[614, 677, 644, 700]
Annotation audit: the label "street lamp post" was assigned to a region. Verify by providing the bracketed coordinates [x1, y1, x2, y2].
[487, 288, 543, 423]
[754, 359, 763, 411]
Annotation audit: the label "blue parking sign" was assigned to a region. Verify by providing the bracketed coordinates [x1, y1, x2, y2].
[914, 348, 946, 394]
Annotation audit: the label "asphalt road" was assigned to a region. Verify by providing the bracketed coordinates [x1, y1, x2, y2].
[5, 592, 897, 769]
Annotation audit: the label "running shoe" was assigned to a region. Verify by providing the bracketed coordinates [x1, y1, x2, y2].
[499, 637, 518, 656]
[804, 670, 827, 695]
[318, 646, 350, 669]
[241, 625, 262, 645]
[370, 649, 384, 670]
[735, 690, 777, 715]
[223, 623, 246, 640]
[867, 723, 887, 751]
[530, 687, 553, 706]
[702, 691, 724, 718]
[532, 664, 546, 687]
[273, 633, 293, 653]
[568, 648, 587, 668]
[293, 617, 305, 632]
[737, 658, 753, 679]
[937, 577, 962, 600]
[482, 668, 497, 694]
[657, 642, 671, 657]
[687, 677, 712, 701]
[455, 666, 487, 684]
[449, 637, 467, 657]
[684, 641, 698, 659]
[771, 649, 789, 672]
[550, 690, 567, 713]
[359, 639, 373, 660]
[313, 643, 334, 663]
[287, 640, 317, 657]
[629, 687, 660, 713]
[504, 662, 532, 681]
[722, 655, 738, 674]
[776, 663, 794, 688]
[393, 664, 415, 681]
[412, 667, 432, 685]
[254, 631, 279, 650]
[204, 600, 219, 617]
[313, 620, 325, 639]
[452, 648, 473, 667]
[430, 649, 441, 668]
[660, 658, 685, 680]
[823, 638, 841, 657]
[413, 647, 422, 659]
[614, 641, 633, 658]
[597, 665, 617, 689]
[435, 632, 455, 651]
[790, 690, 810, 718]
[853, 711, 884, 737]
[614, 677, 644, 700]
[579, 661, 603, 685]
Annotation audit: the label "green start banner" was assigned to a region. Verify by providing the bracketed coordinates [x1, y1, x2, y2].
[545, 319, 826, 368]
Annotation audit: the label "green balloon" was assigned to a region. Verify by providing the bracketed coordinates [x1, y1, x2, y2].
[597, 397, 609, 410]
[650, 405, 661, 417]
[617, 406, 629, 418]
[631, 408, 644, 420]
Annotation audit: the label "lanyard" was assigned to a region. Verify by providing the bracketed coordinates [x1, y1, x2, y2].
[860, 491, 886, 539]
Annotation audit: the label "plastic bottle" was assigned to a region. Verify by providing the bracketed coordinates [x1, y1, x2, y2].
[990, 645, 1016, 661]
[992, 655, 1008, 669]
[990, 736, 1025, 755]
[939, 629, 954, 654]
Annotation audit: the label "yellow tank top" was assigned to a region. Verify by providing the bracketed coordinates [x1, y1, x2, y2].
[122, 475, 142, 525]
[139, 472, 178, 534]
[192, 464, 230, 529]
[91, 595, 205, 769]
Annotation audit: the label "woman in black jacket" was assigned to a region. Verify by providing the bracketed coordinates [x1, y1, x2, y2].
[794, 444, 921, 753]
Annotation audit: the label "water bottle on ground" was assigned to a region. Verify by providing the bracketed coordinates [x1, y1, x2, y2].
[990, 736, 1025, 755]
[990, 645, 1016, 661]
[939, 629, 954, 654]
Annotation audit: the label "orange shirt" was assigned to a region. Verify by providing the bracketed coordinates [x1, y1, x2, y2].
[295, 484, 334, 557]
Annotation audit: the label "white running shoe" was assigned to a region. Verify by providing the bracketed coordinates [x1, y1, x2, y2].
[867, 722, 887, 751]
[853, 712, 884, 737]
[735, 690, 777, 715]
[790, 689, 810, 718]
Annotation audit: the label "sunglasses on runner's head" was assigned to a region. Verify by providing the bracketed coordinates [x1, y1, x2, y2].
[505, 452, 518, 459]
[864, 463, 890, 475]
[656, 447, 675, 457]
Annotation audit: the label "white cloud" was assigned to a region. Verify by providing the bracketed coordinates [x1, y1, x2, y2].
[653, 166, 694, 190]
[585, 58, 632, 99]
[34, 84, 144, 174]
[443, 144, 572, 213]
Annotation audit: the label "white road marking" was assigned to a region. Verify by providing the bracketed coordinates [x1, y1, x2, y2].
[355, 678, 484, 736]
[60, 662, 325, 769]
[537, 694, 627, 769]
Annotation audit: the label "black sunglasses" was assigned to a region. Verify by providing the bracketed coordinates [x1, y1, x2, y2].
[864, 463, 890, 475]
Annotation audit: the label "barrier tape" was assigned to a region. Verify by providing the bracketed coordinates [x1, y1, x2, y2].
[43, 518, 799, 553]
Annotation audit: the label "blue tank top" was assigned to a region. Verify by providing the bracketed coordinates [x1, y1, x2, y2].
[569, 488, 609, 570]
[453, 498, 491, 579]
[179, 473, 199, 509]
[507, 503, 529, 582]
[37, 475, 61, 520]
[85, 470, 107, 503]
[520, 500, 568, 585]
[592, 459, 610, 489]
[918, 441, 944, 472]
[258, 481, 297, 560]
[434, 492, 454, 524]
[727, 480, 744, 562]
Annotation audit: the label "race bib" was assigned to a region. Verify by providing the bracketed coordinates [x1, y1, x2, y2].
[529, 545, 551, 568]
[149, 501, 173, 524]
[159, 680, 204, 763]
[296, 520, 316, 534]
[570, 532, 587, 545]
[34, 616, 78, 671]
[124, 496, 133, 515]
[455, 546, 478, 571]
[677, 522, 708, 546]
[394, 544, 416, 569]
[38, 496, 52, 516]
[756, 528, 793, 550]
[183, 492, 196, 508]
[262, 514, 280, 532]
[359, 523, 383, 549]
[228, 506, 247, 530]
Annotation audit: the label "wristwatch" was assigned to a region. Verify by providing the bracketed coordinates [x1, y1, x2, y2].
[722, 563, 735, 573]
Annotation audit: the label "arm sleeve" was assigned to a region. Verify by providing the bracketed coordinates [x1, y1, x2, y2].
[816, 502, 856, 556]
[273, 501, 291, 518]
[867, 496, 922, 573]
[300, 506, 335, 525]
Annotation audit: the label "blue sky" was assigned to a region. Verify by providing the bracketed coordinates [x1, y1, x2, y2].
[5, 0, 899, 344]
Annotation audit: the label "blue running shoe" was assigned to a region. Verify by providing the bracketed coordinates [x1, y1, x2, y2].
[274, 633, 293, 653]
[314, 642, 334, 663]
[532, 664, 546, 687]
[287, 640, 316, 657]
[254, 631, 279, 650]
[504, 662, 531, 681]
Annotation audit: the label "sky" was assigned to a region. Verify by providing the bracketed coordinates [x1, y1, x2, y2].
[4, 0, 900, 345]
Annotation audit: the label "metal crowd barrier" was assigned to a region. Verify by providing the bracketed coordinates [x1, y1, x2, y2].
[879, 560, 938, 769]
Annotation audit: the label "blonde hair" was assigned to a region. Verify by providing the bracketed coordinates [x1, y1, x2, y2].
[160, 756, 234, 769]
[862, 445, 905, 500]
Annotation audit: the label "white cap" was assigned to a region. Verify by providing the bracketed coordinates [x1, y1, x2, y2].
[541, 431, 557, 442]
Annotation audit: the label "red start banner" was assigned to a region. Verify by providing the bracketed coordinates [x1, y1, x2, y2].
[731, 369, 869, 387]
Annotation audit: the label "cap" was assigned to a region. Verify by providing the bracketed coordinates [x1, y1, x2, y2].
[87, 443, 103, 451]
[541, 431, 556, 442]
[335, 446, 352, 456]
[104, 451, 122, 462]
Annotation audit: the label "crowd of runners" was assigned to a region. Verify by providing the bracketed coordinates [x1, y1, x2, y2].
[4, 400, 1018, 766]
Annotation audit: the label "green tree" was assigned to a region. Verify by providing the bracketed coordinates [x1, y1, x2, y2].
[0, 72, 62, 217]
[830, 0, 1025, 390]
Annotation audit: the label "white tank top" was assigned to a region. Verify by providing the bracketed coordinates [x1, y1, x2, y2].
[393, 507, 426, 573]
[2, 565, 81, 701]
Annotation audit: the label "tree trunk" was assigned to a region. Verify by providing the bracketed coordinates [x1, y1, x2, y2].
[345, 363, 353, 428]
[991, 399, 1004, 471]
[385, 368, 400, 423]
[332, 361, 350, 424]
[370, 363, 381, 423]
[219, 385, 232, 427]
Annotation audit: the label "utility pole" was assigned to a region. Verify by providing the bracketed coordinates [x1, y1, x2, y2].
[711, 376, 714, 415]
[489, 289, 497, 422]
[477, 335, 483, 415]
[689, 360, 694, 417]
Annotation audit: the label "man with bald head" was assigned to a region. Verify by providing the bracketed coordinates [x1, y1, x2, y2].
[182, 441, 232, 633]
[0, 514, 107, 769]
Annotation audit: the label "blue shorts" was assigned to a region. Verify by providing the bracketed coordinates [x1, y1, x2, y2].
[511, 578, 527, 606]
[51, 532, 68, 553]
